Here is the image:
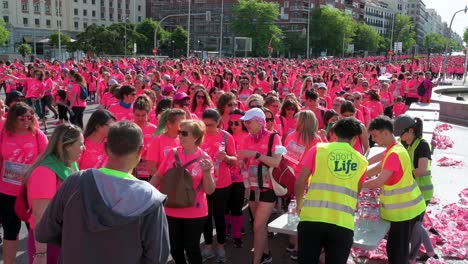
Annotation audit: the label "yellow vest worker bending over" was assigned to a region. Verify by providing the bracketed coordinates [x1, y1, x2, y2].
[363, 116, 426, 264]
[295, 117, 368, 264]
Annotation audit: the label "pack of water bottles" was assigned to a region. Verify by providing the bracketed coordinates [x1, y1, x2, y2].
[357, 188, 381, 222]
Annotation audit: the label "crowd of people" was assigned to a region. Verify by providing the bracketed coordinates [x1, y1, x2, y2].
[0, 54, 464, 264]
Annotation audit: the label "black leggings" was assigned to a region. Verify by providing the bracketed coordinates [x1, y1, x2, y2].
[226, 182, 245, 216]
[0, 193, 22, 240]
[41, 95, 58, 117]
[167, 216, 206, 264]
[386, 213, 422, 264]
[70, 106, 85, 129]
[298, 221, 354, 264]
[203, 185, 231, 245]
[57, 104, 69, 121]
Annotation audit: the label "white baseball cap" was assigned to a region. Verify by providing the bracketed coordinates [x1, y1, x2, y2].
[240, 108, 265, 121]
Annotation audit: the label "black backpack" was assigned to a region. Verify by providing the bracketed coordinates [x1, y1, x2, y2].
[417, 81, 426, 97]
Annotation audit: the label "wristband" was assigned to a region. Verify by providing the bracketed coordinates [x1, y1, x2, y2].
[33, 252, 47, 258]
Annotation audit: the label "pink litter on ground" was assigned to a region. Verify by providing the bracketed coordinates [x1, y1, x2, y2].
[435, 124, 452, 132]
[436, 156, 463, 167]
[425, 191, 468, 259]
[432, 124, 454, 149]
[426, 258, 447, 264]
[351, 240, 388, 260]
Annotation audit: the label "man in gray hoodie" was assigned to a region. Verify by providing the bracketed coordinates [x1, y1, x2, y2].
[35, 121, 170, 264]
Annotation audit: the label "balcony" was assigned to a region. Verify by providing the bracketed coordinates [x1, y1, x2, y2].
[289, 18, 308, 23]
[290, 6, 308, 12]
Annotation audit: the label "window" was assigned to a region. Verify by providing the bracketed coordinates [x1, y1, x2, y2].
[57, 20, 62, 27]
[3, 16, 8, 23]
[109, 1, 112, 7]
[137, 5, 141, 11]
[118, 13, 121, 20]
[45, 5, 50, 13]
[83, 9, 87, 16]
[21, 3, 28, 11]
[74, 0, 77, 2]
[83, 0, 87, 3]
[74, 8, 78, 15]
[3, 1, 7, 8]
[46, 19, 51, 27]
[101, 12, 105, 19]
[83, 22, 88, 28]
[109, 13, 113, 20]
[92, 10, 96, 17]
[35, 18, 40, 26]
[92, 0, 95, 4]
[23, 17, 28, 25]
[74, 21, 79, 29]
[118, 3, 121, 8]
[138, 16, 141, 22]
[284, 1, 289, 8]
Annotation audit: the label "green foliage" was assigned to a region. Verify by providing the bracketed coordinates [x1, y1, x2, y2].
[18, 43, 32, 57]
[391, 14, 416, 52]
[135, 18, 170, 54]
[49, 32, 71, 47]
[463, 28, 468, 45]
[230, 0, 283, 57]
[353, 23, 382, 52]
[170, 26, 188, 57]
[282, 32, 306, 58]
[309, 7, 355, 56]
[423, 33, 445, 53]
[0, 19, 10, 46]
[449, 39, 462, 51]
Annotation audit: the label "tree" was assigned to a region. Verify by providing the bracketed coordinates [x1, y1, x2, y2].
[135, 18, 170, 54]
[423, 33, 445, 53]
[0, 19, 10, 46]
[49, 32, 71, 47]
[309, 7, 355, 56]
[390, 14, 416, 52]
[170, 26, 188, 57]
[353, 23, 382, 53]
[230, 0, 283, 57]
[18, 43, 32, 59]
[74, 24, 116, 55]
[463, 27, 468, 45]
[107, 22, 146, 55]
[282, 32, 306, 58]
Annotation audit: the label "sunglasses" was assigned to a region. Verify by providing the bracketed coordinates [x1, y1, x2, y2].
[178, 130, 190, 137]
[18, 115, 33, 121]
[266, 117, 274, 122]
[229, 121, 241, 126]
[227, 103, 237, 107]
[196, 95, 205, 99]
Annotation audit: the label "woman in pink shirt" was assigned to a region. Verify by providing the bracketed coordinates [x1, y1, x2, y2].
[225, 110, 249, 248]
[0, 102, 48, 264]
[237, 108, 282, 264]
[364, 89, 384, 120]
[146, 108, 186, 176]
[191, 89, 213, 119]
[79, 109, 116, 170]
[200, 109, 237, 262]
[216, 92, 237, 130]
[68, 73, 87, 129]
[132, 95, 157, 180]
[108, 85, 137, 121]
[25, 124, 83, 264]
[0, 99, 6, 131]
[152, 119, 215, 264]
[279, 99, 300, 139]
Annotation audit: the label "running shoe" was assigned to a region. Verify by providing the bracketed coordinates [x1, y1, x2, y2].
[286, 243, 295, 252]
[216, 248, 226, 263]
[201, 248, 215, 262]
[290, 250, 298, 261]
[260, 252, 272, 264]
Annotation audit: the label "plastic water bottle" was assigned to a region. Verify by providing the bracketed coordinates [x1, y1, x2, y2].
[214, 142, 225, 178]
[288, 198, 297, 226]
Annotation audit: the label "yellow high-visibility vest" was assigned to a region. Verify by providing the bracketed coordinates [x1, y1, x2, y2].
[300, 142, 368, 231]
[380, 143, 426, 222]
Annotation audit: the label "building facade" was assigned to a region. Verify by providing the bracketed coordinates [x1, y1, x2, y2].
[363, 0, 396, 37]
[0, 0, 145, 55]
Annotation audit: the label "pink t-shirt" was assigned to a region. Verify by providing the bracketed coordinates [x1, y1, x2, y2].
[140, 123, 157, 156]
[231, 132, 249, 183]
[158, 147, 213, 218]
[240, 132, 282, 189]
[78, 138, 107, 170]
[393, 103, 407, 118]
[70, 84, 87, 107]
[27, 166, 61, 228]
[364, 101, 383, 120]
[0, 131, 48, 196]
[280, 116, 296, 138]
[200, 130, 236, 189]
[146, 134, 180, 168]
[25, 78, 45, 99]
[382, 142, 404, 186]
[108, 103, 134, 121]
[284, 132, 324, 176]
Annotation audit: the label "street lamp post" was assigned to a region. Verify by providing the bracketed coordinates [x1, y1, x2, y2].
[306, 0, 311, 59]
[56, 0, 62, 61]
[124, 17, 128, 58]
[187, 0, 192, 57]
[172, 40, 175, 58]
[219, 0, 224, 58]
[442, 6, 468, 81]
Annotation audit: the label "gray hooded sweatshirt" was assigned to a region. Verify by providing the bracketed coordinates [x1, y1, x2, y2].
[35, 169, 170, 264]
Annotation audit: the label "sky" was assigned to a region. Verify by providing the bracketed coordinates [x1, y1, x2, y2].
[423, 0, 468, 39]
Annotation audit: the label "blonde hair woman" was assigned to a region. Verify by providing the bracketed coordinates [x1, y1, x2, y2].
[25, 124, 84, 263]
